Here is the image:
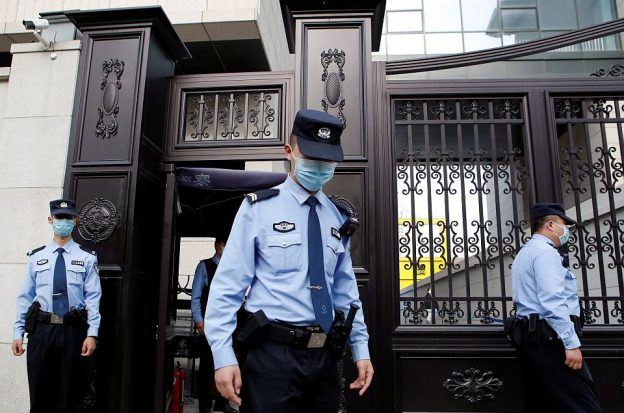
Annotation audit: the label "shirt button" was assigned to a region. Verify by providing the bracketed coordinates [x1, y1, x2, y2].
[282, 241, 287, 246]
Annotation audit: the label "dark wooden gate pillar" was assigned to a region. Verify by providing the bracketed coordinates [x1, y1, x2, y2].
[280, 2, 385, 411]
[63, 7, 190, 413]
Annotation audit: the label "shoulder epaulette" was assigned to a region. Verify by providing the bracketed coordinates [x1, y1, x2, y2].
[26, 246, 46, 257]
[245, 188, 280, 204]
[79, 245, 97, 255]
[328, 195, 360, 237]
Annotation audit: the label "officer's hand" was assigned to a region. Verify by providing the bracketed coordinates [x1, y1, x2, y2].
[196, 321, 204, 334]
[81, 337, 97, 357]
[565, 348, 583, 370]
[12, 339, 24, 356]
[215, 365, 242, 406]
[350, 359, 374, 396]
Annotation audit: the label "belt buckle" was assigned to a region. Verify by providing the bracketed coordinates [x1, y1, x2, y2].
[50, 314, 64, 324]
[307, 332, 327, 349]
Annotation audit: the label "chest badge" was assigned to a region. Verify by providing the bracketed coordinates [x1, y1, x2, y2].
[71, 260, 85, 266]
[36, 259, 48, 265]
[273, 221, 296, 233]
[331, 227, 341, 240]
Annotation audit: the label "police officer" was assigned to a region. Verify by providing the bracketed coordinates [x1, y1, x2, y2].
[204, 109, 374, 412]
[12, 199, 102, 413]
[191, 236, 228, 413]
[510, 203, 601, 413]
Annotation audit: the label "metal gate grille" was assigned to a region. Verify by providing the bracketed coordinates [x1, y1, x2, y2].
[554, 96, 624, 325]
[393, 97, 532, 326]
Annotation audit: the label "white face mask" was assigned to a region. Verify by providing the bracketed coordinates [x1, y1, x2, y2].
[551, 222, 571, 245]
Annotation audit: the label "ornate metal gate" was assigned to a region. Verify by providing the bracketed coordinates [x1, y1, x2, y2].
[553, 96, 624, 325]
[393, 96, 532, 327]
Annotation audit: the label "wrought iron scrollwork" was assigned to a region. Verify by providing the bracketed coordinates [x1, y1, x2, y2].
[77, 198, 121, 244]
[610, 301, 624, 324]
[494, 99, 520, 119]
[443, 368, 504, 403]
[321, 49, 346, 125]
[590, 64, 624, 77]
[430, 100, 454, 120]
[554, 99, 581, 119]
[96, 58, 124, 139]
[183, 89, 280, 143]
[474, 301, 501, 325]
[395, 97, 530, 326]
[403, 301, 429, 325]
[438, 301, 464, 325]
[249, 93, 275, 138]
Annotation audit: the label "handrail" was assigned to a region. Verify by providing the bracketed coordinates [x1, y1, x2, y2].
[386, 17, 624, 75]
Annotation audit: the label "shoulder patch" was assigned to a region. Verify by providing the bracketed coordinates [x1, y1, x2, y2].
[328, 195, 358, 218]
[26, 245, 46, 257]
[79, 245, 96, 256]
[245, 188, 280, 204]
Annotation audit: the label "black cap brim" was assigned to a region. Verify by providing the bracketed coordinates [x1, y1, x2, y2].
[51, 208, 78, 217]
[559, 214, 576, 225]
[297, 136, 343, 162]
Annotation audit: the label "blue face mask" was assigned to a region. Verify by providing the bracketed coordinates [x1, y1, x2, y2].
[294, 156, 337, 192]
[552, 222, 571, 245]
[52, 219, 75, 237]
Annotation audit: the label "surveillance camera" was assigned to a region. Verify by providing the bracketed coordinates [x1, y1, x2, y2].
[22, 18, 49, 31]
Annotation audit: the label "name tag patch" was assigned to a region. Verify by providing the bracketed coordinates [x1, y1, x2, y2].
[331, 227, 341, 240]
[273, 221, 295, 233]
[36, 259, 48, 265]
[71, 260, 84, 266]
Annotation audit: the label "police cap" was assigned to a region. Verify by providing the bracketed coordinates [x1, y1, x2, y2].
[532, 203, 576, 225]
[291, 109, 344, 162]
[50, 199, 78, 217]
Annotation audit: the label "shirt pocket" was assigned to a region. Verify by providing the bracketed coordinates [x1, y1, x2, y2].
[66, 266, 86, 303]
[266, 232, 303, 274]
[325, 234, 345, 274]
[34, 263, 52, 286]
[67, 265, 86, 286]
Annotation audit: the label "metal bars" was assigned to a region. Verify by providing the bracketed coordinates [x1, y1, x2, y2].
[553, 96, 624, 325]
[394, 97, 531, 326]
[181, 89, 280, 144]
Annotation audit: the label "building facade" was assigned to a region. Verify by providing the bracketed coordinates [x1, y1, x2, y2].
[0, 1, 623, 412]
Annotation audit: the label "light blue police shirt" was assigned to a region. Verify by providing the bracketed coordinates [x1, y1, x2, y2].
[14, 239, 102, 339]
[204, 176, 370, 370]
[512, 233, 581, 349]
[191, 255, 220, 324]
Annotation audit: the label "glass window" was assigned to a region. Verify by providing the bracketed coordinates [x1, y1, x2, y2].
[461, 0, 500, 31]
[388, 11, 423, 32]
[502, 31, 539, 45]
[538, 0, 577, 30]
[387, 0, 423, 10]
[501, 8, 538, 30]
[464, 32, 503, 51]
[577, 0, 615, 27]
[387, 33, 426, 55]
[425, 33, 464, 54]
[423, 0, 462, 32]
[500, 0, 536, 5]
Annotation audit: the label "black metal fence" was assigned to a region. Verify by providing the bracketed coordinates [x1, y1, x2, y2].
[393, 97, 532, 325]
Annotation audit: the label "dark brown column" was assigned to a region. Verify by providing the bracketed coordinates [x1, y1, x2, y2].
[281, 2, 385, 412]
[63, 7, 190, 413]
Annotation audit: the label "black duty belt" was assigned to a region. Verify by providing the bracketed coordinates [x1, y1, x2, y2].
[36, 311, 64, 325]
[263, 322, 329, 349]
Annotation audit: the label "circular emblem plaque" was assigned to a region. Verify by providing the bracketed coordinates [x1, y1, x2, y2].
[77, 198, 121, 244]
